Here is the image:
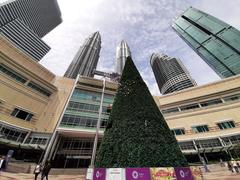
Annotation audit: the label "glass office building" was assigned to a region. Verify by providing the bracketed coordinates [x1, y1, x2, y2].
[0, 0, 62, 61]
[172, 7, 240, 78]
[49, 77, 116, 168]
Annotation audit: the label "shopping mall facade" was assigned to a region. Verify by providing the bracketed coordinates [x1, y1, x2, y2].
[1, 35, 240, 168]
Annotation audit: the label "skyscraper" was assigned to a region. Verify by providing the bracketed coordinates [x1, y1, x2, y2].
[172, 7, 240, 78]
[115, 40, 131, 74]
[64, 32, 101, 79]
[0, 0, 62, 61]
[150, 53, 196, 95]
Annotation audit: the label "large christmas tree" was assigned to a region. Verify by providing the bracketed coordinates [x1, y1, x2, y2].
[95, 57, 188, 168]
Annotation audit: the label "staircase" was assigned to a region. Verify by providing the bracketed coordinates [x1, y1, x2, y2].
[201, 163, 240, 180]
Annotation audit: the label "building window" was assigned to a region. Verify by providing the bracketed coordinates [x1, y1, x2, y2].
[30, 137, 48, 145]
[27, 82, 51, 97]
[217, 121, 235, 130]
[24, 135, 49, 145]
[223, 94, 240, 102]
[59, 137, 94, 156]
[0, 126, 27, 143]
[72, 89, 114, 104]
[61, 114, 107, 128]
[195, 138, 222, 148]
[162, 107, 179, 114]
[67, 101, 110, 114]
[180, 103, 200, 111]
[11, 108, 33, 121]
[179, 141, 195, 150]
[200, 98, 223, 107]
[192, 125, 209, 133]
[171, 128, 185, 136]
[0, 64, 27, 84]
[222, 135, 240, 145]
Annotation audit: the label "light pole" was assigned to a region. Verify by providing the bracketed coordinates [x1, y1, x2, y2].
[90, 77, 106, 167]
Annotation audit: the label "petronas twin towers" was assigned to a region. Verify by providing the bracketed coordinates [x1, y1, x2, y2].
[64, 32, 131, 79]
[64, 31, 195, 95]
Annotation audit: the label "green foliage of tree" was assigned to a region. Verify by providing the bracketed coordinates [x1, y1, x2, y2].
[95, 57, 188, 168]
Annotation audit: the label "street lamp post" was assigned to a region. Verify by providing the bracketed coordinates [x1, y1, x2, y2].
[90, 77, 106, 167]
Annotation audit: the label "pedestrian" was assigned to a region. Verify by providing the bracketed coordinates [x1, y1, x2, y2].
[200, 156, 210, 172]
[219, 158, 224, 167]
[227, 161, 233, 172]
[41, 160, 52, 180]
[231, 158, 239, 173]
[237, 161, 240, 172]
[0, 156, 4, 172]
[34, 163, 42, 180]
[0, 156, 6, 172]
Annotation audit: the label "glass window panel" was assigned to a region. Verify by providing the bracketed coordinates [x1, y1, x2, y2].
[223, 94, 240, 102]
[0, 64, 27, 84]
[200, 98, 222, 107]
[27, 82, 51, 97]
[180, 103, 200, 111]
[11, 108, 33, 121]
[217, 121, 235, 130]
[192, 125, 209, 133]
[162, 107, 179, 114]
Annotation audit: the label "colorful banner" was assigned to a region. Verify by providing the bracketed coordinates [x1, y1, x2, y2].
[93, 168, 106, 180]
[91, 166, 200, 180]
[106, 168, 125, 180]
[190, 166, 203, 180]
[174, 167, 193, 180]
[150, 167, 176, 180]
[126, 168, 151, 180]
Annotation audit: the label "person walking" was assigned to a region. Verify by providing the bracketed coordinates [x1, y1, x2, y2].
[231, 158, 239, 173]
[0, 156, 4, 172]
[219, 158, 224, 167]
[41, 161, 52, 180]
[200, 156, 210, 172]
[227, 161, 233, 172]
[34, 163, 42, 180]
[0, 156, 6, 172]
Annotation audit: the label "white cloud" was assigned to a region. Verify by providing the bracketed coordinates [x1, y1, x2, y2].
[41, 0, 240, 96]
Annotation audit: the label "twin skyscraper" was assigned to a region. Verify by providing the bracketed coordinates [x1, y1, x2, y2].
[63, 33, 132, 79]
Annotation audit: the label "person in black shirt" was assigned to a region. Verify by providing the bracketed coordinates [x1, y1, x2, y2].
[41, 161, 51, 180]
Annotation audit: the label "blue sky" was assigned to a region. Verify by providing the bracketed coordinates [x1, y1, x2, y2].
[41, 0, 240, 95]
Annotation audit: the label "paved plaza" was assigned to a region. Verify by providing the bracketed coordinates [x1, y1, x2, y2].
[1, 165, 240, 180]
[0, 172, 85, 180]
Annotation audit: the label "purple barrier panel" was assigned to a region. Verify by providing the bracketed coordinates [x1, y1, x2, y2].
[126, 168, 151, 180]
[174, 167, 193, 180]
[93, 168, 106, 180]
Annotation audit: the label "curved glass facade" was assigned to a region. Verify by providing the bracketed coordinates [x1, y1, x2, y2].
[150, 53, 196, 94]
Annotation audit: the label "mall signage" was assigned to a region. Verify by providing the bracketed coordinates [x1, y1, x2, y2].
[126, 168, 151, 180]
[89, 166, 202, 180]
[93, 168, 106, 180]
